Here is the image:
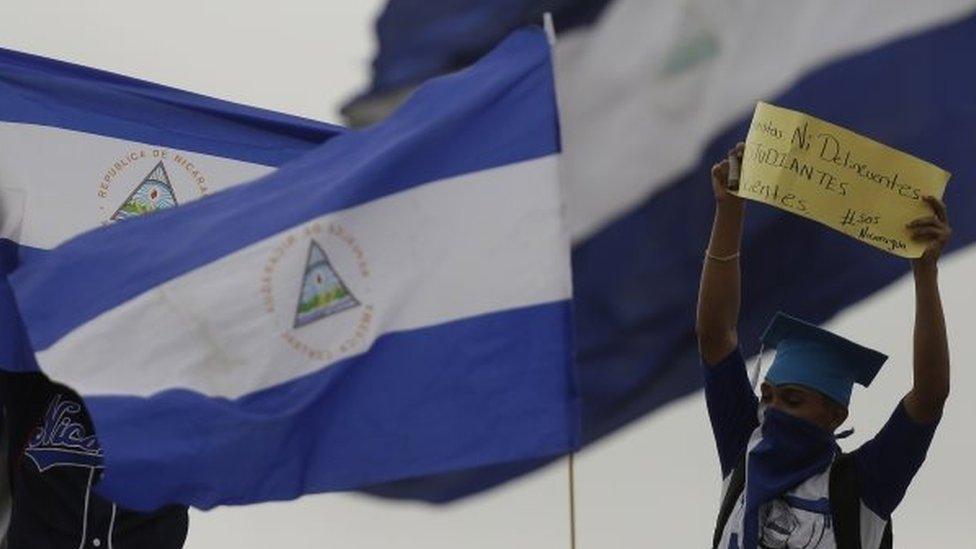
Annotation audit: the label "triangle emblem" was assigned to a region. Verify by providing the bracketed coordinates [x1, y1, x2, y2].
[111, 161, 179, 222]
[294, 240, 360, 328]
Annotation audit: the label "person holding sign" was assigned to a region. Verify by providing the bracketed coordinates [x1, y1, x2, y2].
[698, 143, 951, 549]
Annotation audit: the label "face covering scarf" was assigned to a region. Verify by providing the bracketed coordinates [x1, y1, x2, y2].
[739, 407, 840, 549]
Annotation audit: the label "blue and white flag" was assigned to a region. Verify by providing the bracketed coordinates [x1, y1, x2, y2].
[561, 0, 976, 443]
[341, 0, 612, 126]
[353, 0, 976, 502]
[10, 28, 577, 511]
[0, 46, 344, 374]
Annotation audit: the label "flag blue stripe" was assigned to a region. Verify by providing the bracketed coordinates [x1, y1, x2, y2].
[0, 47, 344, 166]
[363, 10, 976, 502]
[0, 238, 16, 272]
[0, 240, 36, 373]
[87, 300, 576, 510]
[12, 28, 559, 353]
[0, 276, 35, 373]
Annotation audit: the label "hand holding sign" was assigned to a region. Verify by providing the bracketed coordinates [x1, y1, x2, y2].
[710, 142, 745, 204]
[734, 102, 952, 258]
[908, 195, 952, 267]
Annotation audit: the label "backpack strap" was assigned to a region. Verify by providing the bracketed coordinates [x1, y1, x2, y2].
[829, 453, 893, 549]
[881, 522, 893, 549]
[829, 453, 861, 548]
[712, 455, 746, 549]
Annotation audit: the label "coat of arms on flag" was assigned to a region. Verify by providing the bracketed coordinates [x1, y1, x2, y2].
[111, 160, 179, 222]
[7, 28, 577, 510]
[294, 239, 360, 328]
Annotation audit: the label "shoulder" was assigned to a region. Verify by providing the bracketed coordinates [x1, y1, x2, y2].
[849, 401, 941, 519]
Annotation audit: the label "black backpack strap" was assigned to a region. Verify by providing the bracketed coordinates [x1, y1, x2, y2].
[881, 522, 893, 549]
[712, 455, 746, 549]
[830, 453, 893, 549]
[829, 453, 861, 548]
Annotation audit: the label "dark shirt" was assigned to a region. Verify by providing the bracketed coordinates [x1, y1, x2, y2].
[2, 371, 188, 548]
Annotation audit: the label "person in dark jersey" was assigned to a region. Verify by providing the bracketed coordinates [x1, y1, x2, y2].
[698, 142, 950, 548]
[1, 203, 188, 548]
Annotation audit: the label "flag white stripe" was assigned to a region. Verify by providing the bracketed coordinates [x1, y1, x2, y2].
[36, 155, 570, 399]
[0, 122, 275, 249]
[0, 186, 26, 242]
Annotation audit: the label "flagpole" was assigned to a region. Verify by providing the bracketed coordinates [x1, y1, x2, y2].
[543, 12, 557, 46]
[543, 12, 575, 548]
[568, 452, 577, 549]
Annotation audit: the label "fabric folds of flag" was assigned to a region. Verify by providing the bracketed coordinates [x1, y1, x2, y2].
[10, 28, 578, 511]
[341, 0, 612, 127]
[352, 0, 976, 502]
[0, 46, 344, 375]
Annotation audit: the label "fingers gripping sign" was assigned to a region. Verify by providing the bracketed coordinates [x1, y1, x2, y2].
[711, 142, 746, 203]
[907, 195, 952, 266]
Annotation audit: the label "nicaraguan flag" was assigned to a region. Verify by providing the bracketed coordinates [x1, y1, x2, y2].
[341, 0, 613, 126]
[10, 28, 577, 510]
[0, 46, 344, 375]
[350, 0, 976, 502]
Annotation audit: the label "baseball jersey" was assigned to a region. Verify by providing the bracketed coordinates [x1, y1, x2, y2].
[1, 372, 188, 548]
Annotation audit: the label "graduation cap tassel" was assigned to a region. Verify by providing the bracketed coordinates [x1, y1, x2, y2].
[750, 344, 766, 391]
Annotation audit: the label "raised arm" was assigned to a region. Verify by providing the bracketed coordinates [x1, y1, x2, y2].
[697, 143, 746, 365]
[903, 196, 952, 423]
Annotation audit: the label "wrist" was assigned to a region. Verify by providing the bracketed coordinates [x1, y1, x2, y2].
[912, 260, 939, 279]
[705, 249, 740, 262]
[715, 197, 745, 215]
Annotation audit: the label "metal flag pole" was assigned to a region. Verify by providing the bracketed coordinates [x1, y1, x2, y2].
[543, 12, 557, 46]
[541, 12, 577, 549]
[568, 452, 578, 549]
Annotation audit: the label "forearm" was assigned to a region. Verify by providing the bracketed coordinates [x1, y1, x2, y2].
[696, 200, 745, 364]
[905, 263, 950, 422]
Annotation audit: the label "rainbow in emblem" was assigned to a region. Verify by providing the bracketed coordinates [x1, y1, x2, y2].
[111, 161, 179, 222]
[294, 240, 359, 328]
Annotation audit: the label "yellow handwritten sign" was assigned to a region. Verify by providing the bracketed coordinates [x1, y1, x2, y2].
[735, 102, 951, 258]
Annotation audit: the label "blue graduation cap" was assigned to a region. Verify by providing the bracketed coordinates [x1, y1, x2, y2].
[761, 312, 888, 407]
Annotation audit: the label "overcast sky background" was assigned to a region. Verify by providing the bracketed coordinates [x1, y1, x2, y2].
[1, 1, 973, 547]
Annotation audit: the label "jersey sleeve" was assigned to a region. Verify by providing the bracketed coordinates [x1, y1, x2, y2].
[702, 348, 759, 478]
[852, 400, 940, 519]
